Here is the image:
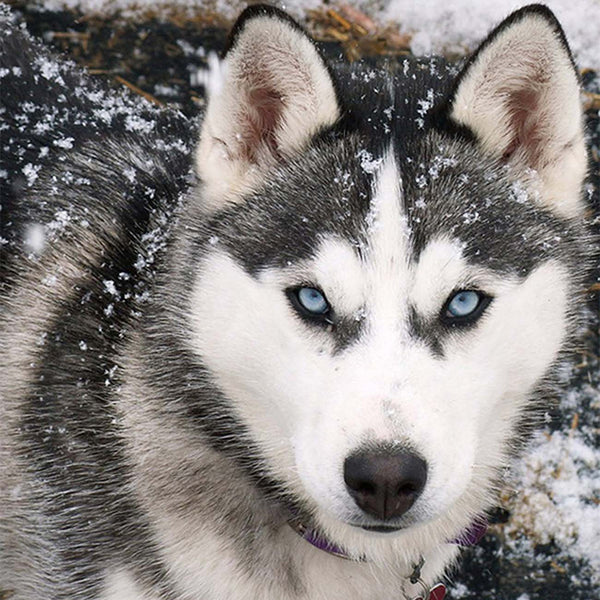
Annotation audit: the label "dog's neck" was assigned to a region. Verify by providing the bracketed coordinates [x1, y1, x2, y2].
[288, 516, 488, 600]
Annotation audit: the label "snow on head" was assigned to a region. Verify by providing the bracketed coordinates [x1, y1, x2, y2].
[24, 223, 45, 254]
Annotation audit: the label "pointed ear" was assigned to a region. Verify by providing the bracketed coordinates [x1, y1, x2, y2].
[448, 5, 587, 218]
[196, 5, 340, 210]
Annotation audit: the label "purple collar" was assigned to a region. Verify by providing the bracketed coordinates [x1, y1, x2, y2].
[449, 516, 488, 546]
[289, 515, 488, 559]
[290, 518, 354, 559]
[289, 516, 487, 600]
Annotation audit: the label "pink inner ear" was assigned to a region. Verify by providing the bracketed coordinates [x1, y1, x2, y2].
[502, 85, 545, 167]
[242, 85, 285, 163]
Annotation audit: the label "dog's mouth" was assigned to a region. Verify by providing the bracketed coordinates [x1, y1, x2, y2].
[357, 524, 404, 533]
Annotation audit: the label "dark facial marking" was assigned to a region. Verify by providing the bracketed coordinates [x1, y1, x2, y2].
[408, 307, 445, 358]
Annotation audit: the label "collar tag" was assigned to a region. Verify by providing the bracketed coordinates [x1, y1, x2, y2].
[409, 556, 425, 584]
[408, 558, 446, 600]
[412, 583, 447, 600]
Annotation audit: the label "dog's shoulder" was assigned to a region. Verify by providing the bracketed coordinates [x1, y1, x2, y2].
[0, 14, 194, 285]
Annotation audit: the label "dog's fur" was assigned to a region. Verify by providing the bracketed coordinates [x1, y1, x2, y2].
[0, 4, 593, 599]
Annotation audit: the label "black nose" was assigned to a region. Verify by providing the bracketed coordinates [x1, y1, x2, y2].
[344, 449, 428, 521]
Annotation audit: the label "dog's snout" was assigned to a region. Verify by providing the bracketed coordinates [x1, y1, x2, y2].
[344, 449, 427, 521]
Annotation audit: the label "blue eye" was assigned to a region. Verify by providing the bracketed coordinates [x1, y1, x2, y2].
[447, 291, 480, 317]
[444, 290, 491, 324]
[287, 286, 333, 325]
[297, 287, 330, 315]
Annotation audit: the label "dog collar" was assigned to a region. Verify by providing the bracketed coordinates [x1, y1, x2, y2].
[289, 518, 351, 559]
[449, 516, 488, 546]
[288, 516, 487, 600]
[290, 515, 488, 557]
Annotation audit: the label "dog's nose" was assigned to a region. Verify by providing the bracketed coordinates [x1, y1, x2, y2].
[344, 449, 427, 521]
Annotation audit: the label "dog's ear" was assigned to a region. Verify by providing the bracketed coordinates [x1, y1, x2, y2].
[196, 5, 340, 210]
[448, 5, 587, 218]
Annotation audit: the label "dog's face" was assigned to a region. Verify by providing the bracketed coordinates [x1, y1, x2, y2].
[186, 6, 586, 556]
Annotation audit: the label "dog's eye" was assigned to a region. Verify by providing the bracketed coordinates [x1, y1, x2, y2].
[447, 291, 480, 316]
[442, 290, 491, 324]
[297, 287, 329, 315]
[287, 286, 333, 324]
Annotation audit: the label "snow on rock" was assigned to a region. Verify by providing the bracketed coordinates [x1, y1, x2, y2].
[503, 360, 600, 584]
[507, 430, 600, 580]
[383, 0, 600, 70]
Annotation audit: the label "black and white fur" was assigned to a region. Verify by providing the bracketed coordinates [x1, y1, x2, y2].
[0, 4, 592, 599]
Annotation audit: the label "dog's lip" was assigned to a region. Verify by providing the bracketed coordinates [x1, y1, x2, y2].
[355, 524, 405, 533]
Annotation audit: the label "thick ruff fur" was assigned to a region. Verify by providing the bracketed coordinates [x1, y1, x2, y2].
[0, 4, 593, 599]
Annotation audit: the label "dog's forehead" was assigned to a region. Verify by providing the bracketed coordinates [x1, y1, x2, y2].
[399, 135, 571, 276]
[214, 137, 373, 272]
[215, 125, 568, 283]
[311, 151, 469, 288]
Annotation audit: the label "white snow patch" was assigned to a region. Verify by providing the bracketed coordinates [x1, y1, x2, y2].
[42, 274, 58, 286]
[506, 415, 600, 582]
[415, 88, 434, 129]
[153, 83, 179, 97]
[103, 280, 118, 296]
[124, 114, 154, 134]
[22, 163, 41, 186]
[24, 223, 45, 254]
[510, 180, 530, 204]
[47, 210, 70, 233]
[449, 582, 469, 598]
[356, 148, 383, 175]
[35, 56, 65, 84]
[176, 39, 205, 57]
[53, 137, 75, 149]
[123, 167, 136, 183]
[384, 0, 600, 70]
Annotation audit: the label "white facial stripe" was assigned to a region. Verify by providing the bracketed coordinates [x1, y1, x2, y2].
[365, 151, 408, 277]
[363, 151, 411, 341]
[257, 150, 411, 333]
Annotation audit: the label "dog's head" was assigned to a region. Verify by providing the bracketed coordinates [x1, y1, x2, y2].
[185, 4, 588, 559]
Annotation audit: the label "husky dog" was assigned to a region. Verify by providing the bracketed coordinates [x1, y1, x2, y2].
[0, 4, 593, 599]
